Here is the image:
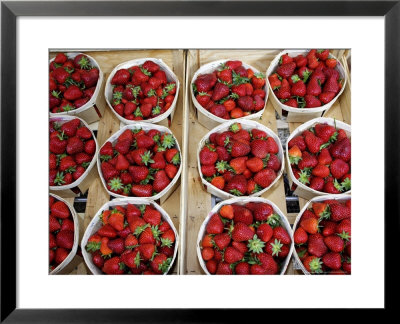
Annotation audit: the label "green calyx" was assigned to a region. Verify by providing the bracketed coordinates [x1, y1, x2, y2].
[289, 155, 302, 165]
[330, 131, 338, 143]
[216, 160, 229, 173]
[229, 123, 241, 133]
[161, 134, 176, 149]
[134, 252, 142, 268]
[108, 177, 123, 191]
[130, 86, 141, 98]
[152, 106, 161, 116]
[51, 90, 61, 98]
[140, 151, 155, 166]
[337, 230, 351, 241]
[113, 91, 123, 105]
[192, 83, 197, 94]
[123, 184, 132, 195]
[133, 223, 149, 237]
[54, 172, 65, 186]
[319, 142, 331, 151]
[298, 170, 310, 185]
[147, 89, 156, 97]
[266, 214, 281, 228]
[341, 177, 351, 191]
[255, 72, 265, 79]
[139, 204, 146, 215]
[251, 184, 263, 194]
[296, 248, 307, 258]
[140, 174, 154, 185]
[333, 179, 343, 192]
[171, 153, 181, 165]
[302, 70, 312, 83]
[247, 234, 265, 254]
[78, 56, 91, 69]
[291, 74, 301, 83]
[140, 66, 151, 76]
[308, 257, 323, 274]
[232, 70, 249, 85]
[151, 225, 162, 241]
[230, 189, 243, 196]
[319, 206, 331, 221]
[100, 154, 111, 162]
[86, 241, 101, 252]
[159, 257, 172, 274]
[161, 238, 173, 248]
[82, 162, 90, 169]
[270, 239, 283, 257]
[134, 107, 143, 117]
[62, 104, 75, 112]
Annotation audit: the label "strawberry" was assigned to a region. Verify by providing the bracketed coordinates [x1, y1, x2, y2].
[231, 223, 254, 242]
[316, 49, 329, 61]
[336, 218, 351, 239]
[102, 257, 125, 274]
[131, 184, 153, 197]
[111, 69, 131, 85]
[319, 91, 336, 104]
[153, 170, 170, 193]
[258, 253, 278, 274]
[250, 139, 269, 158]
[106, 237, 125, 255]
[56, 230, 74, 249]
[304, 131, 324, 154]
[233, 205, 253, 225]
[206, 214, 224, 234]
[108, 211, 124, 231]
[330, 159, 349, 179]
[312, 164, 330, 178]
[60, 119, 81, 137]
[211, 82, 230, 101]
[276, 79, 291, 99]
[300, 217, 319, 234]
[318, 148, 332, 165]
[324, 180, 342, 194]
[224, 247, 244, 264]
[199, 146, 218, 165]
[55, 248, 70, 265]
[97, 224, 117, 238]
[253, 203, 273, 222]
[143, 206, 161, 226]
[50, 201, 70, 219]
[60, 218, 74, 232]
[307, 233, 328, 257]
[294, 227, 308, 245]
[324, 235, 344, 252]
[217, 68, 232, 84]
[49, 215, 61, 232]
[201, 247, 214, 261]
[268, 73, 281, 90]
[230, 141, 251, 157]
[225, 174, 247, 196]
[254, 168, 276, 188]
[304, 95, 321, 108]
[229, 157, 247, 175]
[291, 79, 306, 97]
[139, 244, 156, 261]
[330, 203, 351, 222]
[213, 233, 231, 250]
[49, 135, 67, 154]
[323, 76, 339, 93]
[235, 262, 250, 275]
[277, 62, 296, 78]
[256, 223, 273, 242]
[329, 138, 351, 162]
[303, 256, 323, 274]
[288, 136, 306, 151]
[151, 254, 171, 274]
[194, 73, 217, 92]
[205, 260, 218, 274]
[266, 137, 279, 154]
[273, 226, 291, 244]
[216, 262, 233, 275]
[64, 85, 83, 101]
[237, 96, 254, 111]
[322, 252, 341, 270]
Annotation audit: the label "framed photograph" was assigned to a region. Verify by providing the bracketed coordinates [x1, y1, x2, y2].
[1, 0, 397, 321]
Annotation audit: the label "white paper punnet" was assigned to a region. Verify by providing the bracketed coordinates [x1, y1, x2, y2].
[97, 122, 182, 201]
[266, 50, 347, 121]
[292, 194, 351, 275]
[197, 119, 284, 200]
[49, 115, 98, 191]
[191, 59, 269, 130]
[196, 197, 294, 275]
[49, 193, 79, 275]
[286, 117, 351, 200]
[49, 52, 104, 119]
[105, 58, 180, 125]
[81, 198, 179, 275]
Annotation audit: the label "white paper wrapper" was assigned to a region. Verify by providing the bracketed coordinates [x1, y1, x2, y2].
[191, 59, 269, 130]
[291, 194, 351, 275]
[197, 119, 284, 200]
[81, 198, 179, 275]
[286, 117, 351, 200]
[49, 193, 79, 275]
[266, 50, 347, 120]
[104, 58, 180, 124]
[97, 122, 182, 201]
[196, 196, 294, 275]
[49, 115, 98, 191]
[49, 52, 104, 118]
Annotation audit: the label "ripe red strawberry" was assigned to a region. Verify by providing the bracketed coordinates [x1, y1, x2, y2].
[101, 162, 119, 181]
[256, 223, 273, 242]
[318, 148, 332, 165]
[237, 96, 254, 111]
[323, 76, 339, 93]
[235, 262, 250, 275]
[322, 252, 341, 270]
[49, 135, 67, 154]
[49, 215, 61, 232]
[139, 244, 156, 261]
[216, 262, 233, 275]
[231, 223, 254, 242]
[253, 203, 273, 222]
[143, 206, 161, 226]
[60, 119, 80, 137]
[258, 253, 278, 274]
[60, 218, 74, 232]
[131, 184, 153, 197]
[165, 164, 178, 179]
[114, 139, 131, 155]
[304, 95, 321, 108]
[230, 141, 251, 157]
[150, 253, 171, 274]
[245, 157, 264, 173]
[49, 233, 57, 249]
[233, 205, 253, 225]
[330, 203, 351, 222]
[307, 233, 328, 257]
[250, 139, 269, 158]
[276, 62, 296, 78]
[330, 138, 351, 162]
[128, 166, 149, 183]
[224, 247, 244, 264]
[231, 241, 248, 254]
[336, 218, 351, 238]
[55, 247, 70, 265]
[266, 137, 279, 154]
[111, 69, 131, 85]
[56, 230, 74, 249]
[303, 255, 323, 274]
[229, 157, 247, 175]
[97, 224, 117, 238]
[199, 146, 218, 165]
[291, 79, 306, 97]
[254, 168, 276, 188]
[330, 159, 349, 179]
[64, 85, 83, 101]
[288, 136, 306, 151]
[294, 227, 308, 245]
[300, 217, 319, 234]
[324, 180, 342, 194]
[319, 91, 336, 104]
[102, 257, 125, 274]
[324, 235, 344, 252]
[153, 170, 170, 193]
[211, 82, 230, 101]
[195, 73, 217, 92]
[51, 201, 70, 219]
[205, 259, 218, 274]
[312, 164, 330, 178]
[206, 214, 224, 234]
[272, 226, 291, 245]
[304, 131, 324, 154]
[201, 247, 214, 261]
[275, 79, 291, 99]
[225, 174, 247, 196]
[309, 177, 324, 191]
[213, 233, 231, 250]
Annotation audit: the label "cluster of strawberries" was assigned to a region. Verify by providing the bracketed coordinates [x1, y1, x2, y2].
[110, 61, 177, 121]
[200, 202, 291, 274]
[49, 196, 75, 272]
[269, 49, 343, 108]
[85, 203, 176, 274]
[294, 199, 351, 274]
[99, 128, 180, 197]
[193, 60, 266, 119]
[49, 118, 96, 186]
[288, 122, 351, 194]
[50, 53, 100, 113]
[199, 123, 281, 196]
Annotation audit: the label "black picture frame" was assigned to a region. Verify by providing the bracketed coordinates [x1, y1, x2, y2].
[1, 0, 398, 321]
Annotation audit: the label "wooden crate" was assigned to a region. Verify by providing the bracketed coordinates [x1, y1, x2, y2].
[52, 49, 186, 275]
[180, 49, 351, 275]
